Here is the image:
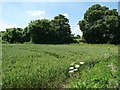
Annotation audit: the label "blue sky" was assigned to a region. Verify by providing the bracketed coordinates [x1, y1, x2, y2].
[0, 2, 118, 36]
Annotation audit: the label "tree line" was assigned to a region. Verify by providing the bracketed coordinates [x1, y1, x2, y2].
[2, 4, 120, 44]
[2, 14, 74, 44]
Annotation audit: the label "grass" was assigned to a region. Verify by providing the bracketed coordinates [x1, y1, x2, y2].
[2, 43, 119, 88]
[70, 55, 120, 88]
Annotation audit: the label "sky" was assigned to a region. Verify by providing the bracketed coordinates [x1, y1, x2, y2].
[0, 1, 119, 36]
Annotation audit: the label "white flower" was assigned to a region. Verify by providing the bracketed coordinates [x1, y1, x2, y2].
[80, 62, 84, 64]
[69, 67, 74, 70]
[73, 68, 78, 71]
[75, 65, 80, 68]
[68, 70, 74, 73]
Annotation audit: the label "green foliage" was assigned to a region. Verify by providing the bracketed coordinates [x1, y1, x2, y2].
[28, 14, 73, 44]
[51, 14, 73, 44]
[2, 14, 74, 44]
[22, 27, 30, 42]
[72, 55, 119, 88]
[2, 44, 118, 88]
[79, 4, 120, 44]
[2, 28, 24, 43]
[2, 40, 9, 44]
[28, 19, 52, 44]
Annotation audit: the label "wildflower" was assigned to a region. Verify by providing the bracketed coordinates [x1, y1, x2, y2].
[69, 67, 74, 70]
[73, 68, 78, 72]
[75, 65, 80, 68]
[68, 70, 74, 73]
[80, 61, 84, 64]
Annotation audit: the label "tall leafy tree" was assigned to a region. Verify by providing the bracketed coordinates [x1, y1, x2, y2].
[79, 4, 120, 44]
[51, 14, 73, 43]
[28, 19, 52, 44]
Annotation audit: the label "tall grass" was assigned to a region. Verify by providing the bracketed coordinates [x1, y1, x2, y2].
[2, 44, 118, 88]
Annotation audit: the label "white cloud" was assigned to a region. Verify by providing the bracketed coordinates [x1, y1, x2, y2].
[0, 22, 24, 31]
[27, 10, 45, 17]
[62, 13, 68, 17]
[71, 24, 83, 36]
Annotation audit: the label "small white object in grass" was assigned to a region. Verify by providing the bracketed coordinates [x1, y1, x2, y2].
[75, 65, 80, 68]
[63, 85, 65, 87]
[80, 61, 84, 64]
[73, 68, 78, 71]
[68, 70, 74, 73]
[69, 67, 74, 70]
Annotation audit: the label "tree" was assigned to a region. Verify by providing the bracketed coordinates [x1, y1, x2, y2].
[22, 27, 30, 42]
[28, 14, 73, 44]
[51, 14, 73, 44]
[110, 15, 120, 44]
[28, 19, 52, 44]
[79, 4, 120, 44]
[2, 28, 23, 43]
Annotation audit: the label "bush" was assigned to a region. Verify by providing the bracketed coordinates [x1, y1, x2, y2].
[2, 40, 9, 44]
